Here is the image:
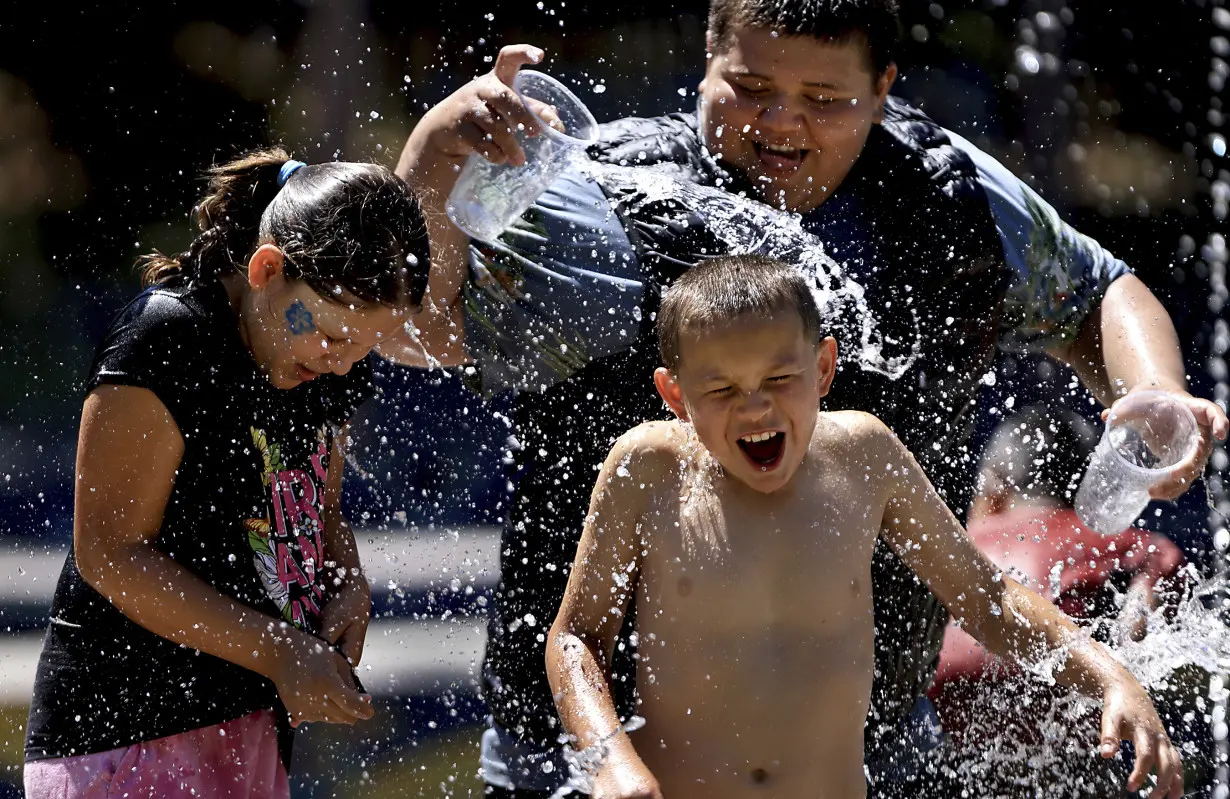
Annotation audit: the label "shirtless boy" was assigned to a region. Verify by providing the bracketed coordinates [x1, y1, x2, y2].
[545, 254, 1183, 799]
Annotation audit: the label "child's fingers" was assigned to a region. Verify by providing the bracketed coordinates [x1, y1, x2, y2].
[1149, 425, 1211, 499]
[523, 98, 566, 134]
[1186, 397, 1228, 441]
[491, 44, 544, 87]
[327, 685, 375, 722]
[1099, 709, 1121, 759]
[482, 82, 543, 139]
[471, 108, 528, 167]
[1154, 739, 1183, 799]
[1145, 743, 1172, 799]
[1128, 725, 1159, 792]
[320, 613, 347, 646]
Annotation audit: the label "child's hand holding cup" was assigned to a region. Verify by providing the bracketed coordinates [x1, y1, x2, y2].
[1074, 390, 1201, 536]
[447, 69, 599, 243]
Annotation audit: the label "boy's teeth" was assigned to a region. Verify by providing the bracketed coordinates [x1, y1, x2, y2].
[740, 431, 780, 443]
[763, 144, 796, 155]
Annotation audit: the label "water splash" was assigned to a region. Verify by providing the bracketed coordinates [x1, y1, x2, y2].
[583, 162, 920, 381]
[674, 422, 728, 561]
[551, 715, 648, 797]
[932, 569, 1230, 795]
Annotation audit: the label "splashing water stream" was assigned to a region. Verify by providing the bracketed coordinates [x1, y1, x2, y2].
[582, 161, 922, 381]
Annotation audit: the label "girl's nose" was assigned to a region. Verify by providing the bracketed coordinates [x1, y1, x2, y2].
[321, 342, 363, 376]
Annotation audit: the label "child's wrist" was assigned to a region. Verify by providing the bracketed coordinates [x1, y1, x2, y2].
[257, 623, 317, 682]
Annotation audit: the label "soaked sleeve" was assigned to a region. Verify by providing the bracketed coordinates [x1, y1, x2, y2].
[461, 166, 645, 397]
[85, 289, 208, 427]
[945, 130, 1131, 354]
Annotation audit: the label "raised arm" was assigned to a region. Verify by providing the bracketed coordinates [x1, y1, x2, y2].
[1051, 273, 1228, 497]
[873, 421, 1183, 798]
[384, 44, 551, 367]
[546, 430, 666, 799]
[73, 385, 372, 727]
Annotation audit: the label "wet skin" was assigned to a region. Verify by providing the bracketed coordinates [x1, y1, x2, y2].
[549, 314, 1183, 799]
[224, 244, 409, 390]
[628, 415, 882, 798]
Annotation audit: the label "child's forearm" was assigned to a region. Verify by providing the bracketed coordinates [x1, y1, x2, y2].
[547, 629, 637, 755]
[969, 578, 1128, 698]
[321, 511, 363, 589]
[78, 540, 311, 682]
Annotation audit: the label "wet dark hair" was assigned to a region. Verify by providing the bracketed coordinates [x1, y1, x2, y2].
[979, 404, 1099, 507]
[708, 0, 901, 75]
[657, 254, 823, 369]
[139, 147, 430, 309]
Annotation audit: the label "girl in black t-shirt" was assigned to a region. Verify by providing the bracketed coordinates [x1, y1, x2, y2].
[25, 149, 431, 798]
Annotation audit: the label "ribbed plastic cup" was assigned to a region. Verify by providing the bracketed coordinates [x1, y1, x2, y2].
[1074, 390, 1199, 536]
[446, 71, 599, 243]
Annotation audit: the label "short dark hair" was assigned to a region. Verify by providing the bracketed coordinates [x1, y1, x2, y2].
[708, 0, 901, 75]
[657, 254, 823, 369]
[979, 404, 1099, 507]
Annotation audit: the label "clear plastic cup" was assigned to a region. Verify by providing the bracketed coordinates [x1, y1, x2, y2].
[446, 70, 599, 242]
[1074, 390, 1200, 536]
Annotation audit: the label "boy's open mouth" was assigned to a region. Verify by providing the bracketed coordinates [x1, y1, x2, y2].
[753, 142, 807, 170]
[737, 431, 786, 469]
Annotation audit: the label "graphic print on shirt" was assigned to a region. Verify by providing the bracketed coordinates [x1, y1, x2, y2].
[245, 425, 330, 633]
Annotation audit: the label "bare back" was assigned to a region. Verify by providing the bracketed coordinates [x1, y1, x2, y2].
[626, 413, 889, 798]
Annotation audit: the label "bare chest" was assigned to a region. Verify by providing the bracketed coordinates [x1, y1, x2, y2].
[639, 473, 882, 637]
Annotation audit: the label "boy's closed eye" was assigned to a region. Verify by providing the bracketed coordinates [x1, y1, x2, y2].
[707, 385, 734, 397]
[728, 76, 771, 96]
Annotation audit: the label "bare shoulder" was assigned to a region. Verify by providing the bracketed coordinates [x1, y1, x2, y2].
[816, 410, 896, 450]
[606, 420, 690, 480]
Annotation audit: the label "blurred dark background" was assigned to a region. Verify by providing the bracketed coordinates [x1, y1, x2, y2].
[0, 0, 1226, 796]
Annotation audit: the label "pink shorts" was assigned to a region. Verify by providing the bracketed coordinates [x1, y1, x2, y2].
[24, 709, 289, 799]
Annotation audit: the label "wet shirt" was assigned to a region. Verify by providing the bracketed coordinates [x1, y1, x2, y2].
[463, 133, 1129, 395]
[26, 279, 372, 762]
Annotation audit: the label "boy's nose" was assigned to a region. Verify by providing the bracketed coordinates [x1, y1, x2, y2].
[738, 390, 773, 419]
[758, 96, 805, 134]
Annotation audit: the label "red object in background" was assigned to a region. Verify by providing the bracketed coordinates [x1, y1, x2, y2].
[931, 506, 1184, 743]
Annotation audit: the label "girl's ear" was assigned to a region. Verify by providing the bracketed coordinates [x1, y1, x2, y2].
[653, 367, 690, 422]
[247, 244, 286, 289]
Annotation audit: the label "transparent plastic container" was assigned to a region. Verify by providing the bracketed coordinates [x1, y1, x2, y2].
[1074, 390, 1199, 536]
[446, 70, 599, 242]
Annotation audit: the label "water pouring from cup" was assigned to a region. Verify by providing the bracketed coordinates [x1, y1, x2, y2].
[447, 70, 599, 243]
[1074, 390, 1201, 536]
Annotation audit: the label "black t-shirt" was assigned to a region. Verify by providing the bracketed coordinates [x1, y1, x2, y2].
[25, 279, 373, 761]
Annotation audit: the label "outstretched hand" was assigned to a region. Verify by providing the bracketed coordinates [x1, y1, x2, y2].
[1102, 389, 1228, 500]
[1099, 680, 1183, 798]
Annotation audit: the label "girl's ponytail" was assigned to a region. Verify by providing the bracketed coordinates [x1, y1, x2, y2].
[140, 147, 430, 309]
[139, 147, 289, 287]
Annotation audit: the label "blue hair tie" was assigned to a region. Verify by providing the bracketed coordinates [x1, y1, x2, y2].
[278, 160, 306, 187]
